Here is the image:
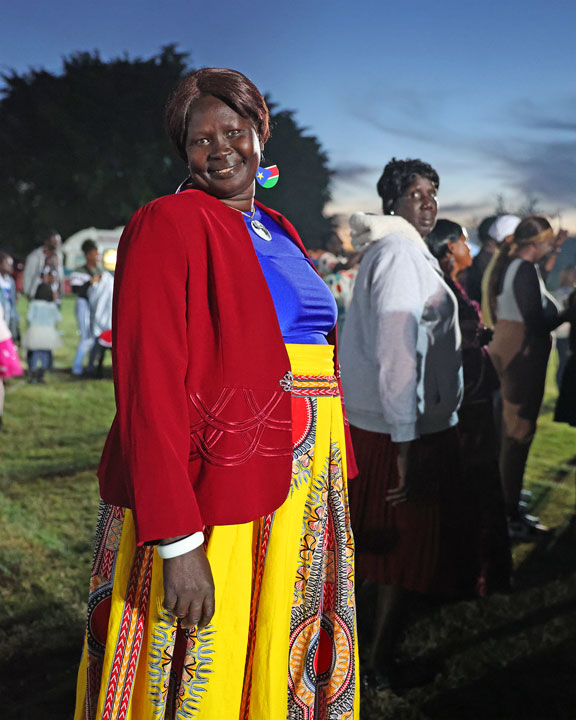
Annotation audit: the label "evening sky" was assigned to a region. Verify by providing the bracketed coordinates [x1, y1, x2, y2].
[2, 0, 575, 232]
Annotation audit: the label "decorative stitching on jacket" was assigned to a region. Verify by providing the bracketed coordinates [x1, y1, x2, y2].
[188, 373, 340, 466]
[188, 388, 291, 466]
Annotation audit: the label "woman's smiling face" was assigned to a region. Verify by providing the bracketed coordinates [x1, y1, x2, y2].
[185, 95, 261, 209]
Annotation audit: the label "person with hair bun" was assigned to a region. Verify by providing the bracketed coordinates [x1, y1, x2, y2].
[340, 159, 464, 688]
[74, 68, 358, 719]
[427, 219, 511, 594]
[488, 216, 574, 538]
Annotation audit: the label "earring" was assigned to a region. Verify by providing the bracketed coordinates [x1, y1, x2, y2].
[256, 165, 280, 188]
[175, 176, 192, 194]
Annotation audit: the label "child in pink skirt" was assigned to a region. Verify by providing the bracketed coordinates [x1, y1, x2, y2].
[0, 301, 23, 429]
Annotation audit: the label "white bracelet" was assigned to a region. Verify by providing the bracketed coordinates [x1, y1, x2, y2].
[157, 531, 205, 559]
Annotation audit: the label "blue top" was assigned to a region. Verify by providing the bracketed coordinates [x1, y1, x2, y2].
[243, 207, 337, 344]
[27, 299, 61, 327]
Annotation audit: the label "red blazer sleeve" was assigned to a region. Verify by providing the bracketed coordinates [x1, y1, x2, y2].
[111, 202, 203, 544]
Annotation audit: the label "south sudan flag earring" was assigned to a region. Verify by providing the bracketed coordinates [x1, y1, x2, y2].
[256, 165, 280, 188]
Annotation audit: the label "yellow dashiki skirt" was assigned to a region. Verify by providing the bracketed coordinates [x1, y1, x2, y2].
[75, 343, 359, 720]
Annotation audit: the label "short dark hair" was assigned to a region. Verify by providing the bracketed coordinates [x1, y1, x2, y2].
[426, 219, 463, 260]
[42, 229, 59, 240]
[81, 239, 98, 255]
[34, 282, 54, 302]
[165, 68, 270, 162]
[376, 158, 440, 214]
[0, 250, 12, 264]
[477, 215, 498, 246]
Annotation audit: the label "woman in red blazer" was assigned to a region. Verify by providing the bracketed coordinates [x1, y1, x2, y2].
[75, 68, 358, 720]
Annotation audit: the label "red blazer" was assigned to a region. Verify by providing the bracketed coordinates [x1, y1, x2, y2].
[98, 190, 356, 545]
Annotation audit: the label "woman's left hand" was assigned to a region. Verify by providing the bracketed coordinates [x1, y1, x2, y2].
[543, 229, 567, 272]
[387, 441, 411, 505]
[162, 546, 215, 630]
[386, 481, 409, 506]
[554, 229, 568, 250]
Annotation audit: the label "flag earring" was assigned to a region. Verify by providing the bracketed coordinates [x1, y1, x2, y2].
[256, 165, 280, 188]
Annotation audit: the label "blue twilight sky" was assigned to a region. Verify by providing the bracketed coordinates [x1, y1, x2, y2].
[2, 0, 576, 234]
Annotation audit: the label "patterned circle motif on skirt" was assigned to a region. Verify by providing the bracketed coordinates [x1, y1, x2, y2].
[309, 618, 336, 685]
[87, 583, 113, 657]
[292, 397, 317, 460]
[289, 611, 354, 706]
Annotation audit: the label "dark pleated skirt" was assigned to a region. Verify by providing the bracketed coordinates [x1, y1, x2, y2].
[348, 424, 474, 596]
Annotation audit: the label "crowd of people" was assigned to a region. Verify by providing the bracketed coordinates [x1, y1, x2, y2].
[0, 67, 575, 716]
[0, 232, 114, 397]
[338, 160, 576, 690]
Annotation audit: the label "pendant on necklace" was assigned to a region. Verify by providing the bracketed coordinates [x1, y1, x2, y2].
[251, 219, 272, 242]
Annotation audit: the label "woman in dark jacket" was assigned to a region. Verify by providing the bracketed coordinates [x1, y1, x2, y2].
[427, 219, 511, 593]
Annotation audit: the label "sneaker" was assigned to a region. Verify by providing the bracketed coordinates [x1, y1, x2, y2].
[508, 514, 549, 541]
[522, 513, 549, 532]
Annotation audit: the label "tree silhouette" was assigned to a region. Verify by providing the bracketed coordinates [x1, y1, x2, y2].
[0, 46, 189, 253]
[256, 102, 334, 248]
[492, 192, 541, 218]
[0, 48, 333, 254]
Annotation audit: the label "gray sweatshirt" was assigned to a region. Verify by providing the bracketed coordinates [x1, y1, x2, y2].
[340, 214, 463, 442]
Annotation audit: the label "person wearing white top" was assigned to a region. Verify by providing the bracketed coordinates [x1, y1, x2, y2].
[487, 216, 573, 538]
[340, 158, 464, 690]
[22, 231, 64, 302]
[69, 239, 102, 375]
[23, 282, 61, 383]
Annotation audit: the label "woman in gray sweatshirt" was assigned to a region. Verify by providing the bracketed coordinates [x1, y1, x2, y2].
[340, 158, 463, 690]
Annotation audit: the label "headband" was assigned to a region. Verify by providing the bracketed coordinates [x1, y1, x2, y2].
[519, 227, 554, 245]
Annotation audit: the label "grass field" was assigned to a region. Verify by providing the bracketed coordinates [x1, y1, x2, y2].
[1, 295, 575, 720]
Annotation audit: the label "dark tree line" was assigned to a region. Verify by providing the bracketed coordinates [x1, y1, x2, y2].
[256, 102, 333, 249]
[0, 45, 333, 255]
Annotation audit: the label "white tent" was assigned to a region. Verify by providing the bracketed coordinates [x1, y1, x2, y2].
[61, 226, 124, 272]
